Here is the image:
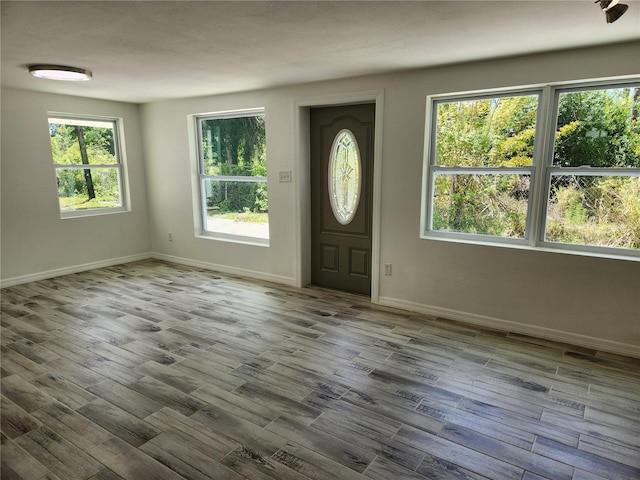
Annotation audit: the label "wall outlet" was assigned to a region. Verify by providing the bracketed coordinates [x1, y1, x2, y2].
[168, 232, 173, 242]
[384, 263, 392, 276]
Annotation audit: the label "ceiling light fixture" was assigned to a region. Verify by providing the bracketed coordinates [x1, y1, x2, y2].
[28, 64, 92, 81]
[595, 0, 629, 23]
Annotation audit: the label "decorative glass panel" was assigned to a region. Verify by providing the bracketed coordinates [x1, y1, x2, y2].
[329, 129, 361, 225]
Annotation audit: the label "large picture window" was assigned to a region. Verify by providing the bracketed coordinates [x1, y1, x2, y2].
[196, 110, 268, 243]
[423, 80, 640, 258]
[49, 115, 126, 217]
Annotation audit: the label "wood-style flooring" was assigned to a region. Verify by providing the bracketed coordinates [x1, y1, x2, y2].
[1, 259, 639, 480]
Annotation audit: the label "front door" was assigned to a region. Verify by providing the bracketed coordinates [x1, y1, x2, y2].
[310, 104, 375, 296]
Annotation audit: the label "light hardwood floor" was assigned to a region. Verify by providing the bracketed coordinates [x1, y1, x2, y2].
[1, 259, 639, 480]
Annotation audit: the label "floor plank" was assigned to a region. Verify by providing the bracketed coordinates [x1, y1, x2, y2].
[14, 426, 104, 480]
[1, 395, 42, 439]
[396, 423, 525, 480]
[532, 436, 640, 480]
[76, 399, 160, 447]
[220, 445, 311, 480]
[1, 434, 51, 480]
[31, 402, 112, 450]
[270, 442, 371, 480]
[144, 407, 241, 460]
[1, 375, 56, 412]
[89, 436, 185, 480]
[265, 415, 375, 473]
[140, 433, 244, 480]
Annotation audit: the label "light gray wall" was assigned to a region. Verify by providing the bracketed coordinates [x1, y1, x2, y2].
[141, 42, 639, 354]
[1, 89, 151, 281]
[1, 42, 637, 355]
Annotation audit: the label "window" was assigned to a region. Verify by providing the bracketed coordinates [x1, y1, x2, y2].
[329, 129, 361, 225]
[49, 115, 126, 217]
[423, 80, 640, 258]
[544, 86, 640, 251]
[196, 110, 268, 243]
[427, 93, 539, 241]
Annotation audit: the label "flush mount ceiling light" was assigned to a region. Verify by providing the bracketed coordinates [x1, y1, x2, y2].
[595, 0, 629, 23]
[28, 64, 92, 81]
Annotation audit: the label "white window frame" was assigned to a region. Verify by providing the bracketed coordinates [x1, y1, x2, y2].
[421, 78, 640, 260]
[48, 113, 128, 218]
[195, 109, 269, 245]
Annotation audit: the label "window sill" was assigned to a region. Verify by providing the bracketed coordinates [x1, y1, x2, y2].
[60, 207, 129, 219]
[421, 233, 640, 262]
[196, 232, 269, 247]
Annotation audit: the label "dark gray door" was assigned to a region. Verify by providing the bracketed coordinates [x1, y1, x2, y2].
[310, 103, 375, 296]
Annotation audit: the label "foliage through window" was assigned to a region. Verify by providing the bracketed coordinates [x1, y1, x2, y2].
[423, 80, 640, 257]
[197, 111, 268, 241]
[430, 94, 538, 238]
[49, 115, 126, 216]
[545, 87, 640, 250]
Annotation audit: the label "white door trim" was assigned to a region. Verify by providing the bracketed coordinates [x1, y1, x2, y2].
[293, 89, 384, 303]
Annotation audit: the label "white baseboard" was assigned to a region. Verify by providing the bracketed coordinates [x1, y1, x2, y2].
[0, 252, 297, 289]
[151, 253, 298, 287]
[0, 253, 153, 289]
[378, 296, 640, 359]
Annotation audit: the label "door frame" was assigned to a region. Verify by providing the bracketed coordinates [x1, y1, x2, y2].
[294, 89, 384, 302]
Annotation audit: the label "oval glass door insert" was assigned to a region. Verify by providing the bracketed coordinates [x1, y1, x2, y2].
[329, 129, 361, 225]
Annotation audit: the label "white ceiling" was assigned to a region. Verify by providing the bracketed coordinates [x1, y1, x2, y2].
[2, 1, 639, 103]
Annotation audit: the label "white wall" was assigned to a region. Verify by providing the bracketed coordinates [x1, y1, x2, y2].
[140, 90, 298, 284]
[372, 44, 640, 355]
[1, 43, 637, 356]
[142, 42, 639, 355]
[1, 89, 151, 282]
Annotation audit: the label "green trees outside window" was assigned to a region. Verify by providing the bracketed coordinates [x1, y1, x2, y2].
[49, 116, 124, 214]
[432, 94, 538, 238]
[546, 88, 640, 250]
[425, 81, 640, 255]
[197, 112, 268, 240]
